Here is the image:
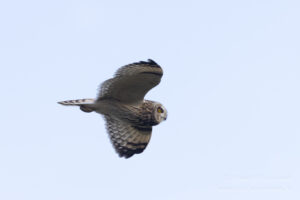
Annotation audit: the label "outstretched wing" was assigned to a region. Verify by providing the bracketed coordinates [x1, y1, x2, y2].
[104, 115, 152, 158]
[97, 59, 163, 104]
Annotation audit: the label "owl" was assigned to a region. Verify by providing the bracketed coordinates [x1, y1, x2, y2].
[58, 59, 167, 158]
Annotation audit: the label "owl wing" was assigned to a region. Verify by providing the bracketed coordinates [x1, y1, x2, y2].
[97, 59, 163, 104]
[104, 115, 152, 158]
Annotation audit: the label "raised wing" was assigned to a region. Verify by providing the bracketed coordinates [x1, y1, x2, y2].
[97, 59, 163, 104]
[104, 115, 152, 158]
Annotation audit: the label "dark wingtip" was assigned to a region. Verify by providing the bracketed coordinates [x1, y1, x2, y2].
[137, 59, 160, 68]
[147, 59, 158, 65]
[115, 59, 162, 77]
[117, 147, 145, 159]
[118, 151, 134, 159]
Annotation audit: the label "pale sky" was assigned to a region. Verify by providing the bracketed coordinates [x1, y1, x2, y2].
[0, 1, 299, 200]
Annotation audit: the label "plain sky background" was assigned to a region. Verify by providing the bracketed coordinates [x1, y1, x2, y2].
[0, 0, 299, 199]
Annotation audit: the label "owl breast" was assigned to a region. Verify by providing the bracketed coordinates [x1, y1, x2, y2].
[96, 99, 158, 127]
[136, 104, 158, 126]
[128, 100, 158, 127]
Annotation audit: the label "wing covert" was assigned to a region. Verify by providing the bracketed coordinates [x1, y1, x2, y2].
[97, 59, 163, 104]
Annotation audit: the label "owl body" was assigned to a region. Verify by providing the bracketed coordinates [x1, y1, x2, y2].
[58, 59, 167, 158]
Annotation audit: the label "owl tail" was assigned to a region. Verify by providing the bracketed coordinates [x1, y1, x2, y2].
[58, 98, 95, 113]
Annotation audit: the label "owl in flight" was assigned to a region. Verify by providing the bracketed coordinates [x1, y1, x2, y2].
[58, 59, 167, 158]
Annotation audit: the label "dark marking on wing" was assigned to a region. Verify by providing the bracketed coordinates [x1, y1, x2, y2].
[133, 126, 152, 132]
[141, 71, 163, 76]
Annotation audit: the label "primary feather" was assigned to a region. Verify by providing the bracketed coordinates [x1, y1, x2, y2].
[58, 59, 167, 158]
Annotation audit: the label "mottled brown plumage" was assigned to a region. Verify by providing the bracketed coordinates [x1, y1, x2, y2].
[58, 59, 167, 158]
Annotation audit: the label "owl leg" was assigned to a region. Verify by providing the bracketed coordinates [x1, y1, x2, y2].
[80, 105, 94, 113]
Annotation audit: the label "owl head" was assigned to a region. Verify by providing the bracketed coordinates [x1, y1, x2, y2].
[153, 103, 168, 123]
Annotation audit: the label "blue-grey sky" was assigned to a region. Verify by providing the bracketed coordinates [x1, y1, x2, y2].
[0, 1, 299, 199]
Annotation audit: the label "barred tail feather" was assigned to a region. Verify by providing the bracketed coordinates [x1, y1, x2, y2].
[58, 98, 95, 113]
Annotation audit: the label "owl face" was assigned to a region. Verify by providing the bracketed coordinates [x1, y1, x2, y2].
[153, 103, 168, 123]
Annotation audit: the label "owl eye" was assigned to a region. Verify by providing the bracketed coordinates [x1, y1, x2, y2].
[157, 107, 164, 113]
